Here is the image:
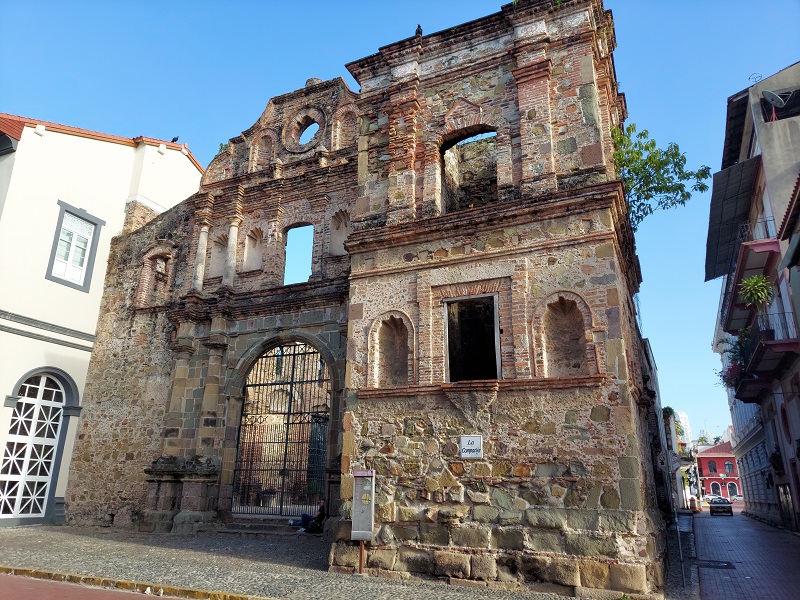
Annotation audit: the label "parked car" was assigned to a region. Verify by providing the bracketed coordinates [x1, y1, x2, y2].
[731, 494, 744, 502]
[703, 494, 721, 502]
[709, 497, 733, 516]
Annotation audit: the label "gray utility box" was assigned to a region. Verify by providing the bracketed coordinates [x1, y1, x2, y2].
[351, 469, 375, 541]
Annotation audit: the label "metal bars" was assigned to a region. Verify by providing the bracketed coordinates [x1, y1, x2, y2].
[233, 342, 330, 516]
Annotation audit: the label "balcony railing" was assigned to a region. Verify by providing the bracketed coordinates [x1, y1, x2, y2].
[752, 311, 798, 342]
[720, 218, 777, 327]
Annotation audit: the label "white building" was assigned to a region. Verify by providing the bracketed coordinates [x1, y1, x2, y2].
[675, 410, 693, 444]
[0, 113, 203, 524]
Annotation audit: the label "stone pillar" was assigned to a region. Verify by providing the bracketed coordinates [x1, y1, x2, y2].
[222, 186, 244, 288]
[192, 193, 214, 292]
[197, 316, 228, 456]
[222, 216, 241, 288]
[513, 57, 557, 197]
[385, 80, 420, 226]
[163, 325, 196, 457]
[263, 206, 284, 287]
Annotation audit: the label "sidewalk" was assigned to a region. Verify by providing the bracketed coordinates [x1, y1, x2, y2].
[0, 519, 700, 600]
[0, 525, 563, 600]
[694, 507, 800, 600]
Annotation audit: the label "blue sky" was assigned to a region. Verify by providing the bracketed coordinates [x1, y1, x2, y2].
[2, 1, 799, 439]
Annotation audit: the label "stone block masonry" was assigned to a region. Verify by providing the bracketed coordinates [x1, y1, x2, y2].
[66, 0, 664, 597]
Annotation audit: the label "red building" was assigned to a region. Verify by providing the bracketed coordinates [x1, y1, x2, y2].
[698, 442, 741, 498]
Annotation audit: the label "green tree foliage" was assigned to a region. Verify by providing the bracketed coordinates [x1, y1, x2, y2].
[697, 435, 709, 444]
[675, 421, 685, 437]
[217, 142, 229, 155]
[612, 124, 711, 230]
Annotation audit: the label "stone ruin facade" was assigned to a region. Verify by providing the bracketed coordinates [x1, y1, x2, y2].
[66, 1, 667, 597]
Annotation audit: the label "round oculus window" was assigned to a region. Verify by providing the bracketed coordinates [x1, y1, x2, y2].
[283, 107, 326, 153]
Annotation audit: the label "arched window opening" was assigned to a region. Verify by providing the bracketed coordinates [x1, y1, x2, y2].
[724, 460, 734, 474]
[441, 131, 497, 213]
[242, 228, 264, 272]
[334, 112, 358, 150]
[233, 341, 330, 517]
[542, 297, 588, 377]
[284, 225, 313, 285]
[299, 122, 320, 146]
[727, 482, 738, 497]
[710, 481, 722, 495]
[377, 316, 409, 387]
[257, 136, 274, 170]
[708, 460, 718, 474]
[0, 374, 65, 518]
[207, 234, 227, 279]
[330, 211, 350, 256]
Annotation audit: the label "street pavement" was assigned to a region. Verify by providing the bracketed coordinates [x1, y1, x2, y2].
[5, 509, 789, 600]
[0, 572, 183, 600]
[0, 525, 568, 600]
[694, 503, 800, 600]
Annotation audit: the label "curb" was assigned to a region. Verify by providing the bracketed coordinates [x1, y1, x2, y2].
[0, 565, 277, 600]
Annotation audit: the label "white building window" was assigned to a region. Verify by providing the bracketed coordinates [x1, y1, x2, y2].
[46, 201, 105, 292]
[53, 213, 93, 285]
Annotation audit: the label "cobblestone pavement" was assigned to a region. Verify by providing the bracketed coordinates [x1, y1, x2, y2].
[0, 526, 564, 600]
[0, 520, 701, 600]
[694, 506, 800, 600]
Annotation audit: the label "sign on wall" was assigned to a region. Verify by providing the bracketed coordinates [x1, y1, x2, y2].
[460, 435, 483, 459]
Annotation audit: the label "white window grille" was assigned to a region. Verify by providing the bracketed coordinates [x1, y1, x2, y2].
[0, 375, 64, 518]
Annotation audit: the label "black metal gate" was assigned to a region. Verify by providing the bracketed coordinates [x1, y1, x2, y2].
[233, 342, 330, 516]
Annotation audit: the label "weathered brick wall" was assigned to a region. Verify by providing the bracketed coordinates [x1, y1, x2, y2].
[66, 203, 193, 526]
[331, 0, 660, 595]
[69, 0, 662, 595]
[68, 78, 358, 530]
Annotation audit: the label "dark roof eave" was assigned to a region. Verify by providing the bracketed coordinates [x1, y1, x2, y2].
[704, 155, 762, 281]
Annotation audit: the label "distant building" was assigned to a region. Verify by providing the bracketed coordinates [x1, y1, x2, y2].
[675, 410, 693, 444]
[705, 62, 800, 530]
[0, 113, 203, 524]
[697, 442, 741, 499]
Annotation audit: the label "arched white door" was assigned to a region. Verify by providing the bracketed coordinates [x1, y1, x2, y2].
[0, 375, 64, 518]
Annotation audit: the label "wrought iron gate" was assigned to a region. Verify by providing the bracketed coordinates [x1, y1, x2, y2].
[233, 342, 330, 516]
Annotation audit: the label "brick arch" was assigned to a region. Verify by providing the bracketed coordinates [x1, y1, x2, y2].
[531, 290, 600, 377]
[367, 310, 416, 388]
[224, 332, 341, 398]
[249, 129, 279, 171]
[441, 98, 505, 142]
[331, 104, 359, 150]
[133, 242, 177, 308]
[425, 101, 510, 217]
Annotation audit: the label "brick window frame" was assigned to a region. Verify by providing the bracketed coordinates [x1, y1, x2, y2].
[45, 201, 105, 293]
[431, 278, 513, 383]
[134, 242, 176, 308]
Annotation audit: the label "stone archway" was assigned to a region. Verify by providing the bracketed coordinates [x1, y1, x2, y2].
[231, 341, 331, 517]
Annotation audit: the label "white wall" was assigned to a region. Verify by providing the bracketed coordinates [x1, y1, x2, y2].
[0, 123, 201, 523]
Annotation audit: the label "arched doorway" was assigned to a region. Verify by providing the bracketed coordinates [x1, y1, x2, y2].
[0, 374, 65, 518]
[232, 341, 330, 516]
[727, 481, 738, 497]
[711, 481, 721, 496]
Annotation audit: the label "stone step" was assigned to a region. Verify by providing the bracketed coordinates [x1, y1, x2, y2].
[207, 515, 303, 537]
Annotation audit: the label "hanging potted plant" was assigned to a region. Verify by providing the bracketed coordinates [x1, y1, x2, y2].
[739, 274, 772, 307]
[738, 274, 775, 340]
